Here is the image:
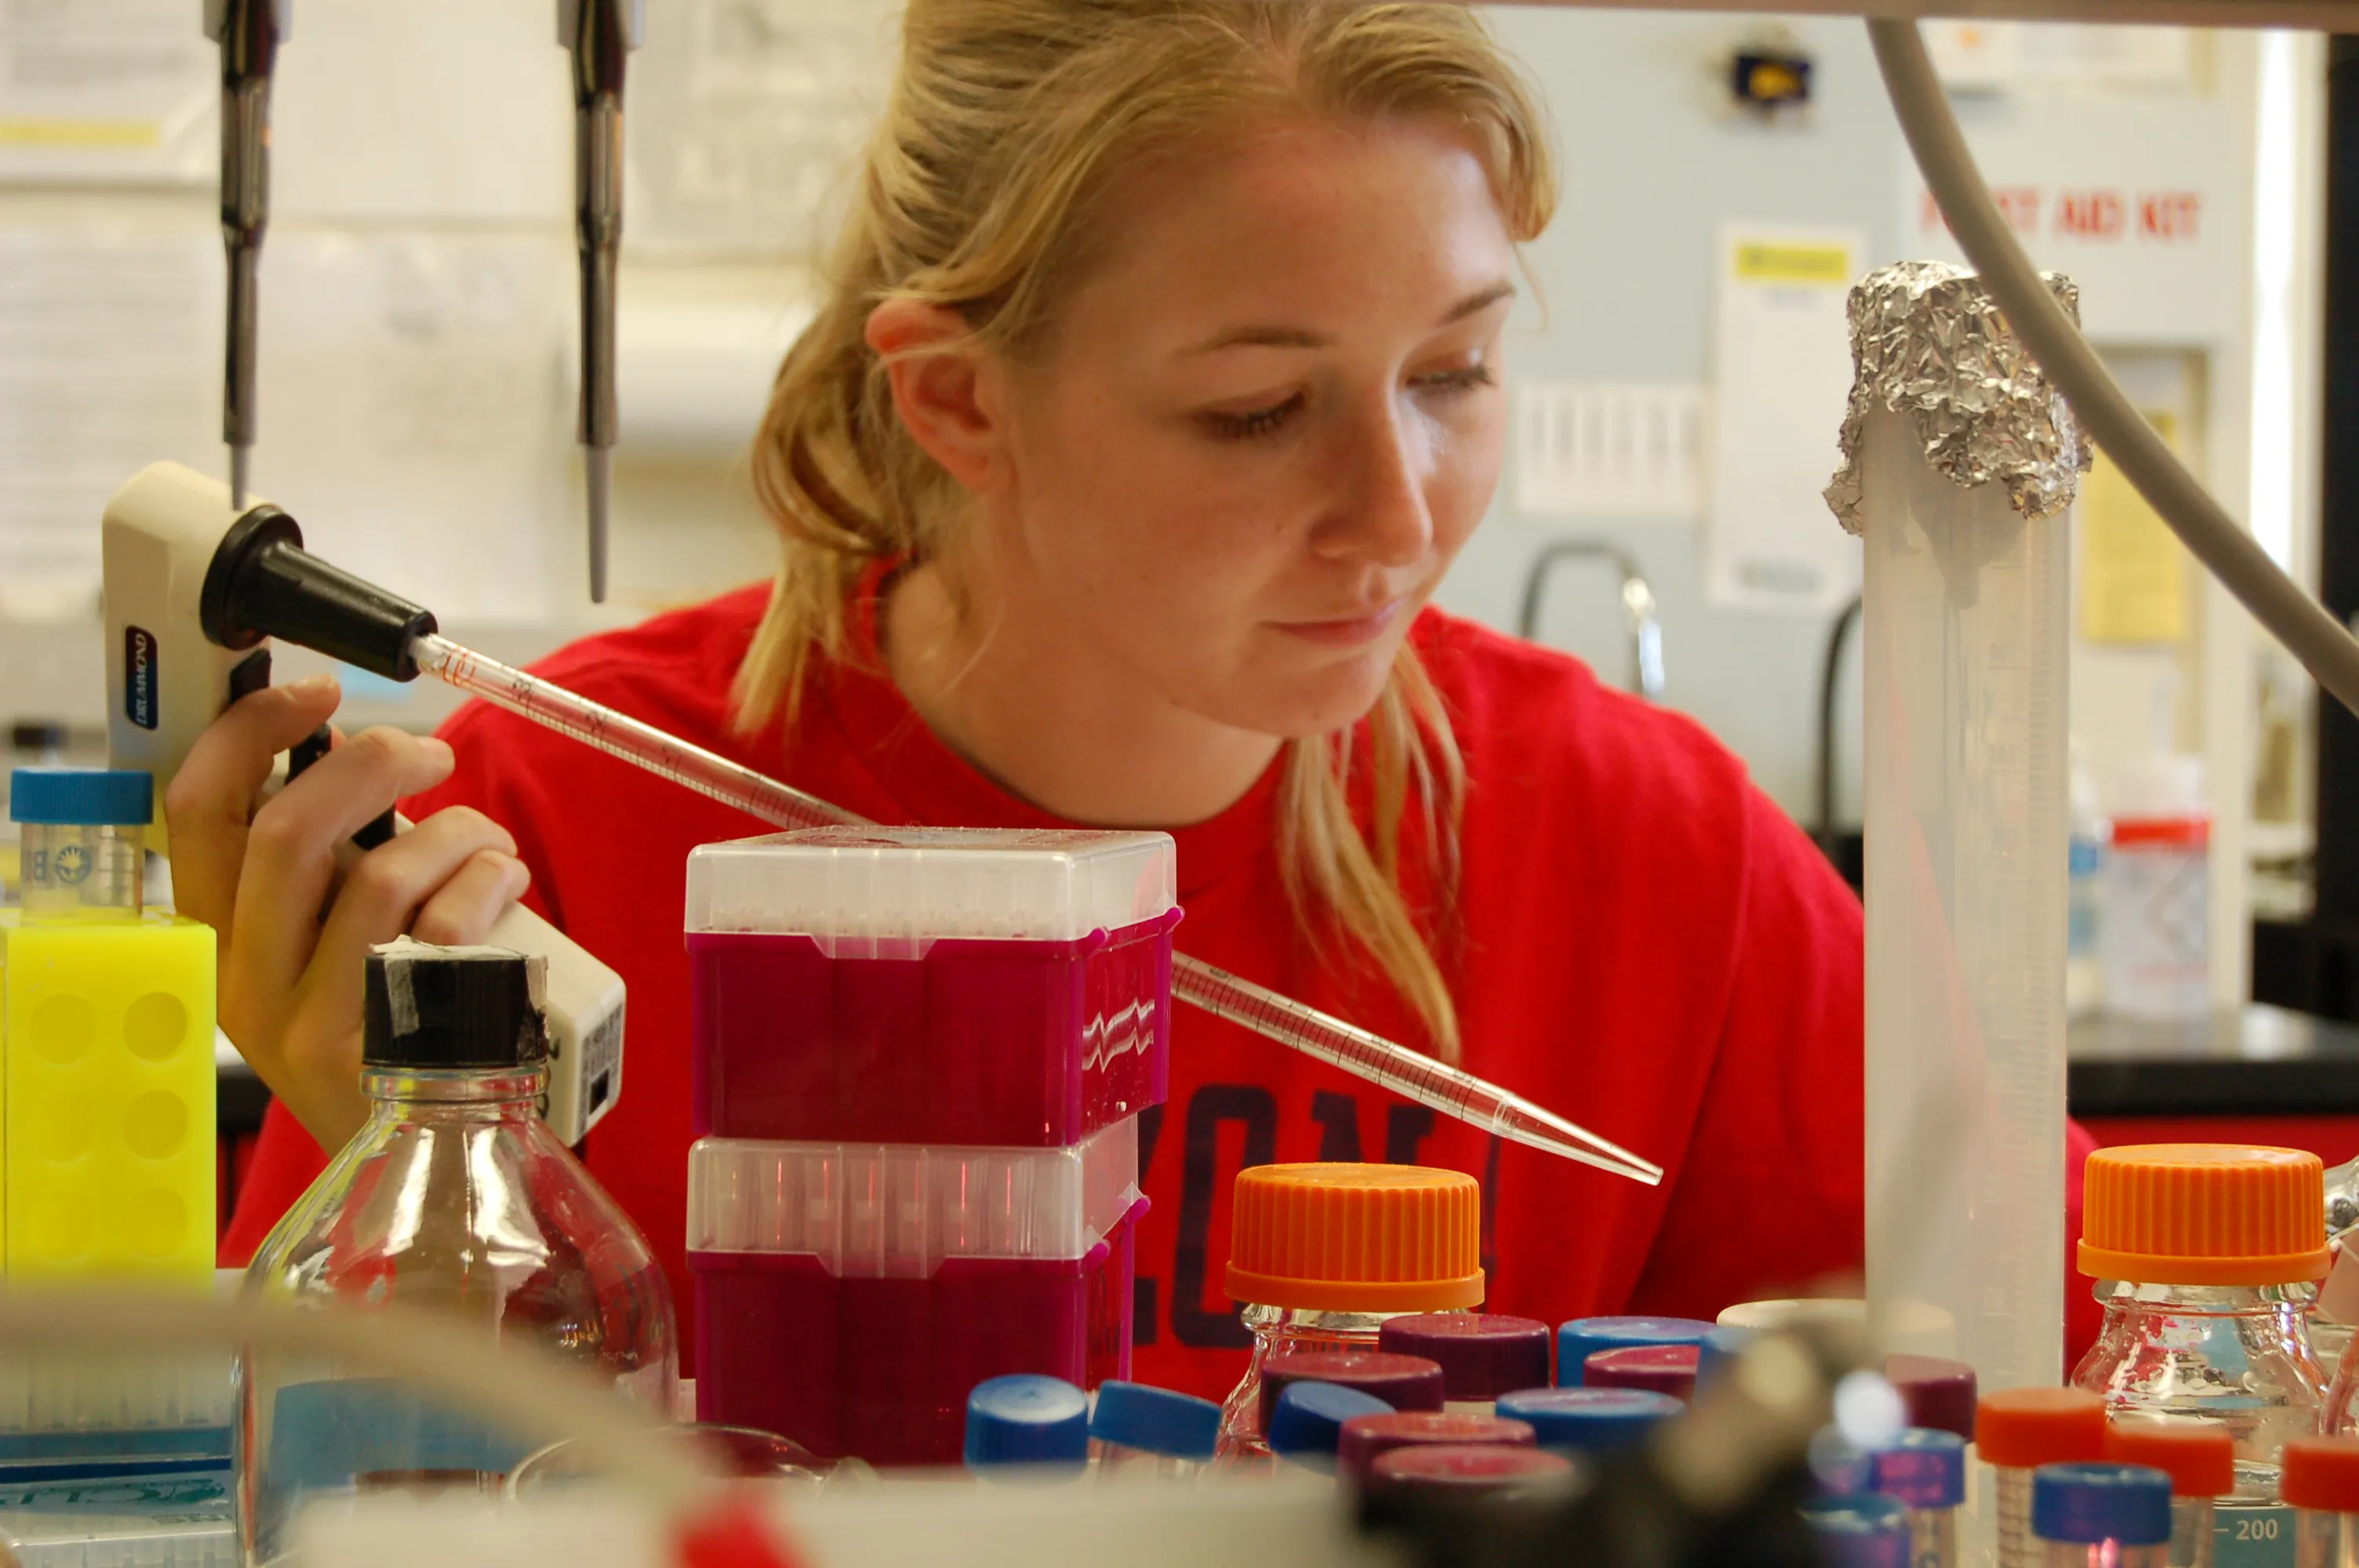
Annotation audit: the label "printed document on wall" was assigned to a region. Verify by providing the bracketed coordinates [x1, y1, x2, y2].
[0, 0, 213, 184]
[1704, 227, 1863, 617]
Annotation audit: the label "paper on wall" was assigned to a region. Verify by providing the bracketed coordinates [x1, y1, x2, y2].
[0, 210, 219, 619]
[1703, 226, 1863, 617]
[0, 0, 213, 186]
[2078, 410, 2190, 645]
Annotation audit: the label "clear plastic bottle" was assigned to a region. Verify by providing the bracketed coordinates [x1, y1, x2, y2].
[2099, 754, 2212, 1022]
[2074, 1146, 2333, 1562]
[1979, 1388, 2110, 1568]
[239, 940, 675, 1565]
[1216, 1164, 1483, 1460]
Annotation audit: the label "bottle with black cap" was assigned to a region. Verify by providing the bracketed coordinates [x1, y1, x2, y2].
[238, 939, 674, 1563]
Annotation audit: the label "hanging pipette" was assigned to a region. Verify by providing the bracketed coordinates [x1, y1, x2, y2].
[410, 633, 1663, 1185]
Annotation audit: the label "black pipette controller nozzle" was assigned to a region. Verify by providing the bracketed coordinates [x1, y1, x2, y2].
[198, 505, 437, 681]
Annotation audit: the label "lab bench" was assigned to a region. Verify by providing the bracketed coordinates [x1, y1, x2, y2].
[2070, 1004, 2359, 1163]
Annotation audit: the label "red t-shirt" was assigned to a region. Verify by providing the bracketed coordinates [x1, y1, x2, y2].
[223, 579, 1871, 1399]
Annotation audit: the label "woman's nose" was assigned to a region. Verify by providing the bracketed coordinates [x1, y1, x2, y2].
[1313, 402, 1435, 567]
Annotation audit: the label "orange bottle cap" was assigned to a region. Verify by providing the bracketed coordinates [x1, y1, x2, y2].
[2284, 1437, 2359, 1513]
[1224, 1163, 1483, 1313]
[1975, 1388, 2107, 1469]
[2077, 1145, 2332, 1286]
[2103, 1417, 2234, 1498]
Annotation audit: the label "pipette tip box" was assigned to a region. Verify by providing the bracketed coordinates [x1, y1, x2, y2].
[685, 828, 1177, 1146]
[688, 1116, 1143, 1465]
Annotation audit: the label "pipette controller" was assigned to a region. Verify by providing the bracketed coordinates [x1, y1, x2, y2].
[99, 463, 627, 1145]
[411, 633, 1663, 1185]
[559, 0, 642, 604]
[100, 459, 1659, 1184]
[205, 0, 287, 506]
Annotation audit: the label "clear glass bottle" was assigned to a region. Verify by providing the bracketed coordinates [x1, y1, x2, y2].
[239, 940, 674, 1565]
[1214, 1163, 1484, 1461]
[2074, 1146, 2335, 1563]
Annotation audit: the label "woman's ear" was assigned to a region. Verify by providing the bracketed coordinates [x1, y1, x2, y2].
[866, 298, 1009, 494]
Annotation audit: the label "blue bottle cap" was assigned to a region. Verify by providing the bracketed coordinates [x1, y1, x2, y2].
[1800, 1494, 1910, 1568]
[9, 768, 151, 826]
[1495, 1387, 1679, 1453]
[1695, 1324, 1756, 1392]
[2031, 1462, 2175, 1546]
[1872, 1428, 1966, 1509]
[1808, 1425, 1875, 1495]
[963, 1375, 1089, 1468]
[1268, 1381, 1394, 1463]
[1089, 1381, 1220, 1461]
[1554, 1316, 1714, 1386]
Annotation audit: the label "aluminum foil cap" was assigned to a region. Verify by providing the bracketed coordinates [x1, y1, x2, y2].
[1824, 260, 2092, 535]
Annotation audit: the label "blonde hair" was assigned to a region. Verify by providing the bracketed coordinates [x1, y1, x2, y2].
[741, 1, 1557, 1061]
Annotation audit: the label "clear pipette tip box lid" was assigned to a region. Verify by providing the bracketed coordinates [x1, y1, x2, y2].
[684, 827, 1176, 956]
[685, 829, 1179, 1147]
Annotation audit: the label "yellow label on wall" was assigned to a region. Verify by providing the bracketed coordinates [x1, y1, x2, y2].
[2079, 410, 2190, 645]
[1731, 241, 1852, 285]
[0, 119, 161, 150]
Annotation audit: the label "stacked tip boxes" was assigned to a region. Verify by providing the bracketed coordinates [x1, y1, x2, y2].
[685, 826, 1176, 1465]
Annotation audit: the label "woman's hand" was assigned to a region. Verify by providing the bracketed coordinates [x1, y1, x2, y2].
[165, 673, 532, 1153]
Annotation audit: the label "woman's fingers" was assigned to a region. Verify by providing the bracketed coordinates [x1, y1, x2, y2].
[223, 726, 458, 1037]
[412, 849, 533, 949]
[161, 673, 342, 934]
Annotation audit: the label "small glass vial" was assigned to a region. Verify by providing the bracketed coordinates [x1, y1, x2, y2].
[965, 1375, 1088, 1475]
[1268, 1382, 1392, 1474]
[1217, 1164, 1484, 1460]
[1872, 1428, 1965, 1568]
[1978, 1388, 2109, 1568]
[1583, 1343, 1699, 1403]
[1800, 1494, 1911, 1568]
[2282, 1436, 2359, 1568]
[1554, 1316, 1713, 1388]
[1088, 1381, 1219, 1478]
[2104, 1417, 2234, 1568]
[1495, 1388, 1679, 1459]
[1258, 1352, 1442, 1436]
[1886, 1355, 1978, 1442]
[2074, 1146, 2333, 1547]
[11, 768, 148, 919]
[2034, 1462, 2175, 1568]
[1378, 1313, 1550, 1414]
[1362, 1444, 1576, 1501]
[240, 940, 676, 1564]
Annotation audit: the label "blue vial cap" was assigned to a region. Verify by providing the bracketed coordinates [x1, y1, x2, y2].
[963, 1374, 1089, 1468]
[2032, 1462, 2175, 1546]
[9, 768, 151, 826]
[1808, 1425, 1875, 1495]
[1496, 1387, 1679, 1453]
[1267, 1381, 1393, 1462]
[1696, 1325, 1756, 1392]
[1873, 1428, 1965, 1509]
[1554, 1316, 1714, 1386]
[1089, 1381, 1219, 1461]
[1800, 1494, 1910, 1568]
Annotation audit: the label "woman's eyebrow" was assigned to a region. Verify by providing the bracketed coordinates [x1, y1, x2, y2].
[1176, 280, 1517, 358]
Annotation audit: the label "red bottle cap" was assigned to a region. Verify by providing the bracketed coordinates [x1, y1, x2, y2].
[1365, 1443, 1576, 1497]
[1583, 1343, 1699, 1402]
[1377, 1313, 1552, 1402]
[2103, 1418, 2234, 1499]
[1885, 1355, 1976, 1441]
[1257, 1351, 1445, 1432]
[2283, 1437, 2359, 1513]
[1975, 1388, 2106, 1469]
[1336, 1410, 1536, 1485]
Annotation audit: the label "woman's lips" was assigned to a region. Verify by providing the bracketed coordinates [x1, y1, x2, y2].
[1270, 599, 1407, 648]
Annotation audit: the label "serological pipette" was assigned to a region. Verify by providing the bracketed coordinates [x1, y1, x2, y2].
[411, 635, 1662, 1184]
[207, 0, 286, 507]
[559, 0, 641, 603]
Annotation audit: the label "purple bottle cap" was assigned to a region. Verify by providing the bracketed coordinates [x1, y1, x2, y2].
[1885, 1355, 1977, 1442]
[1583, 1343, 1699, 1402]
[1377, 1314, 1553, 1403]
[1365, 1443, 1577, 1498]
[1336, 1410, 1537, 1485]
[1258, 1351, 1444, 1432]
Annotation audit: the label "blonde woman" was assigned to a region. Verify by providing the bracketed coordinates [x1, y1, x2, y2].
[192, 1, 1863, 1397]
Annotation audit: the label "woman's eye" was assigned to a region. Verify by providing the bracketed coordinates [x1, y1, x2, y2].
[1203, 393, 1305, 442]
[1412, 362, 1497, 394]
